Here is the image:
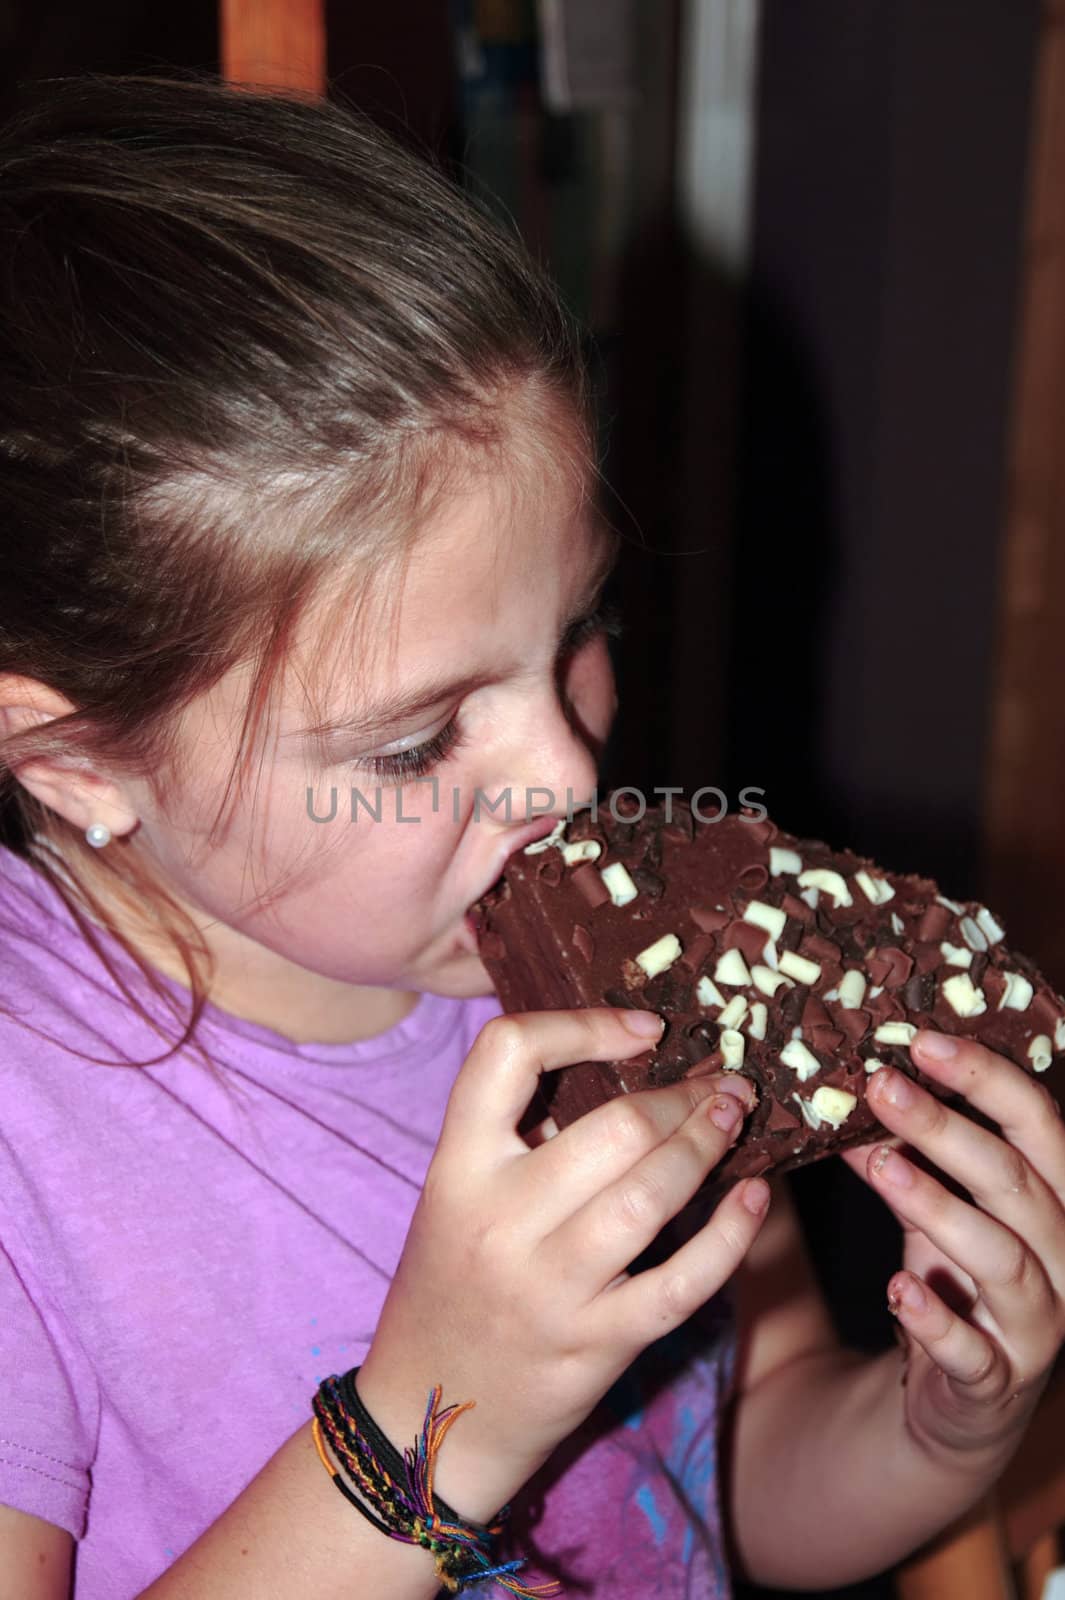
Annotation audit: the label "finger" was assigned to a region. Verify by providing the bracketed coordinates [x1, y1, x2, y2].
[531, 1067, 757, 1211]
[865, 1141, 1057, 1342]
[909, 1032, 1065, 1205]
[867, 1063, 1065, 1299]
[444, 1007, 665, 1152]
[542, 1081, 757, 1290]
[886, 1271, 1013, 1409]
[593, 1177, 771, 1347]
[839, 1134, 905, 1182]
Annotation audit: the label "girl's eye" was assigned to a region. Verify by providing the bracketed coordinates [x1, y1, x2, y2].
[349, 603, 621, 784]
[560, 600, 624, 656]
[355, 716, 462, 782]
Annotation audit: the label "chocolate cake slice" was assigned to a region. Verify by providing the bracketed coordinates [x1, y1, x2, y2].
[471, 798, 1065, 1201]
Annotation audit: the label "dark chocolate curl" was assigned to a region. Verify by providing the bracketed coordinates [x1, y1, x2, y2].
[690, 904, 731, 934]
[572, 863, 611, 909]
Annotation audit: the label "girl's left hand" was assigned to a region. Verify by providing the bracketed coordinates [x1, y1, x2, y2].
[840, 1031, 1065, 1463]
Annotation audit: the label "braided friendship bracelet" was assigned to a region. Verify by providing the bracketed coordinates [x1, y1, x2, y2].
[311, 1367, 560, 1598]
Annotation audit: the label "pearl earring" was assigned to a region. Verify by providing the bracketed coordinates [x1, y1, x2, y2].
[85, 823, 112, 849]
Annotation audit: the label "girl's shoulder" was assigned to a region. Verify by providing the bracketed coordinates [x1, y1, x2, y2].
[0, 845, 179, 1111]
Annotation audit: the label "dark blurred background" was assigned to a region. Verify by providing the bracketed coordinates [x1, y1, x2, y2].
[4, 1, 1064, 1595]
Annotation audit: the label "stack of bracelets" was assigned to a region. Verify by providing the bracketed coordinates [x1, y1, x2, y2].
[311, 1367, 561, 1597]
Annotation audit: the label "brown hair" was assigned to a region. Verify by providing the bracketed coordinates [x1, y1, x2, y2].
[0, 74, 593, 1067]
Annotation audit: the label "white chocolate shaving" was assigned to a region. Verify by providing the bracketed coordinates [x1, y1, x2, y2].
[792, 1092, 823, 1130]
[695, 975, 725, 1009]
[891, 913, 905, 937]
[747, 1002, 767, 1040]
[864, 1058, 887, 1073]
[779, 951, 822, 985]
[770, 847, 803, 876]
[975, 907, 1005, 945]
[634, 933, 682, 979]
[718, 995, 749, 1030]
[599, 862, 638, 907]
[1056, 1019, 1065, 1053]
[797, 868, 853, 907]
[942, 973, 987, 1018]
[744, 900, 787, 942]
[998, 972, 1033, 1013]
[810, 1086, 858, 1128]
[752, 964, 794, 997]
[561, 839, 601, 865]
[939, 942, 972, 968]
[1029, 1035, 1053, 1073]
[799, 886, 820, 910]
[874, 1022, 918, 1045]
[855, 871, 894, 905]
[937, 895, 964, 915]
[715, 948, 752, 987]
[523, 818, 567, 853]
[780, 1038, 821, 1082]
[838, 970, 867, 1010]
[761, 938, 780, 971]
[720, 1029, 746, 1071]
[960, 916, 989, 953]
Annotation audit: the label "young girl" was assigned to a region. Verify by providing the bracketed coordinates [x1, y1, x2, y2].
[0, 76, 1063, 1600]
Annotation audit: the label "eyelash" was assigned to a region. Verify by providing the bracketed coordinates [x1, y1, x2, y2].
[357, 602, 624, 782]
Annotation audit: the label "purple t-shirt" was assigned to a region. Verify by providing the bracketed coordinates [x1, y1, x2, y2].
[0, 844, 737, 1597]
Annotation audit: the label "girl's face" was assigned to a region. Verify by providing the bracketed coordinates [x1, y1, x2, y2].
[127, 451, 618, 1021]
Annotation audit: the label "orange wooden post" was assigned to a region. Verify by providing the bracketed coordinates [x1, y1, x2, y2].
[220, 0, 326, 94]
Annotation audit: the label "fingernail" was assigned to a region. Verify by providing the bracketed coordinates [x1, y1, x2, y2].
[917, 1032, 957, 1060]
[743, 1178, 770, 1215]
[708, 1072, 756, 1107]
[878, 1068, 916, 1109]
[888, 1274, 927, 1315]
[620, 1010, 665, 1038]
[709, 1095, 742, 1133]
[872, 1145, 913, 1187]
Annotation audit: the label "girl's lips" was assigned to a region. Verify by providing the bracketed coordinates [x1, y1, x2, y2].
[460, 816, 564, 957]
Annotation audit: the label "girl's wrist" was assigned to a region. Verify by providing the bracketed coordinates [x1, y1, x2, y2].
[351, 1357, 541, 1525]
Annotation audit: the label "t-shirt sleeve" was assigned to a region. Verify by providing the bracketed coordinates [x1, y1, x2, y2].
[0, 1228, 98, 1539]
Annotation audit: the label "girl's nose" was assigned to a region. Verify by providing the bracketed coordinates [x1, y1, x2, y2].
[488, 690, 603, 828]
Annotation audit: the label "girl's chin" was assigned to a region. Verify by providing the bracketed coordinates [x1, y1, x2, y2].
[421, 958, 497, 1001]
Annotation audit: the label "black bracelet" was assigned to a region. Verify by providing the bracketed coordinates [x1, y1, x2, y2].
[310, 1367, 559, 1598]
[337, 1367, 502, 1535]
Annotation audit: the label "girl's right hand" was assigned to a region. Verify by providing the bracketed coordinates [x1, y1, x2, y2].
[355, 1007, 769, 1521]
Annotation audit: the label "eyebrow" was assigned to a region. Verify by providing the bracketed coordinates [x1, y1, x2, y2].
[288, 536, 619, 746]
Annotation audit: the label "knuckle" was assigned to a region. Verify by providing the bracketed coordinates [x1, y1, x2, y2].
[603, 1098, 658, 1155]
[917, 1093, 950, 1138]
[1035, 1081, 1064, 1123]
[615, 1171, 666, 1231]
[998, 1145, 1031, 1198]
[998, 1238, 1032, 1292]
[655, 1269, 693, 1325]
[962, 1345, 1000, 1388]
[715, 1216, 747, 1256]
[479, 1014, 526, 1060]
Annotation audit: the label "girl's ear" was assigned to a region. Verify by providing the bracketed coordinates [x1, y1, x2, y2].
[0, 674, 139, 840]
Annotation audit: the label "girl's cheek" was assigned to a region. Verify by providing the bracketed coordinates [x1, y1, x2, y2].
[564, 640, 617, 744]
